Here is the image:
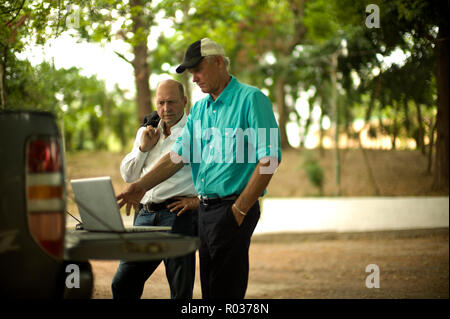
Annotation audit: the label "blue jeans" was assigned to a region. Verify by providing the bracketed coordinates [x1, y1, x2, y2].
[111, 207, 198, 299]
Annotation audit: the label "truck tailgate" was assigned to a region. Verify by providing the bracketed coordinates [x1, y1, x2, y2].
[65, 230, 199, 261]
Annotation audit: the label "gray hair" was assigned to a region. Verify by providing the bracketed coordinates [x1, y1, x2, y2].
[205, 55, 231, 72]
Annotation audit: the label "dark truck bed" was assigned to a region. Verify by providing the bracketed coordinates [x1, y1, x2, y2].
[0, 110, 199, 298]
[65, 230, 199, 261]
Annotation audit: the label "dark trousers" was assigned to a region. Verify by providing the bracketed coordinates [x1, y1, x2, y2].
[198, 200, 260, 299]
[111, 207, 198, 299]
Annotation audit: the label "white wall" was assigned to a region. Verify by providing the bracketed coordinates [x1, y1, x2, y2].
[255, 197, 449, 234]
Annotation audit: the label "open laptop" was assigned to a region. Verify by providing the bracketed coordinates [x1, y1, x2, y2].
[70, 176, 171, 233]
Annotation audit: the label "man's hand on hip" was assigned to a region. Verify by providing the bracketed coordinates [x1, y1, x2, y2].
[168, 197, 199, 216]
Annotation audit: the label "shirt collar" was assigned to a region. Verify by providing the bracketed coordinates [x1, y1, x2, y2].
[207, 75, 238, 107]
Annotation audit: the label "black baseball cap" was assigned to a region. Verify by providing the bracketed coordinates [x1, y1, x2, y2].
[176, 38, 225, 74]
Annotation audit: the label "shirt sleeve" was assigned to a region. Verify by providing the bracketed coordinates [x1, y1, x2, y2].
[120, 127, 149, 183]
[247, 90, 282, 162]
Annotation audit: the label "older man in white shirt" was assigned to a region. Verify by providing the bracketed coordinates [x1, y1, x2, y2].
[111, 79, 199, 299]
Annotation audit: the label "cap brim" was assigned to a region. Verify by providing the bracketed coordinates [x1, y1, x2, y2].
[176, 56, 204, 74]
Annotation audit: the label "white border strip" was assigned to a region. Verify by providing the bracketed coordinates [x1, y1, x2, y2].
[255, 197, 449, 234]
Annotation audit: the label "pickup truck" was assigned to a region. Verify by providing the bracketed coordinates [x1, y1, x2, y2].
[0, 110, 199, 299]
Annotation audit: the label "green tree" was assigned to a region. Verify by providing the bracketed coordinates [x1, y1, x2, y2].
[0, 0, 88, 109]
[163, 0, 308, 149]
[6, 59, 135, 151]
[76, 0, 157, 124]
[335, 0, 448, 190]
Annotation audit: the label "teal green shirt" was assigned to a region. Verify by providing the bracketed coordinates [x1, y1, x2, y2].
[171, 75, 281, 197]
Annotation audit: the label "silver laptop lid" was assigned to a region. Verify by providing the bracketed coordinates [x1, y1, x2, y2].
[71, 176, 125, 232]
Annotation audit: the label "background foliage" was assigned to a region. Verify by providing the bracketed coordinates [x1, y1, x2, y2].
[1, 0, 448, 189]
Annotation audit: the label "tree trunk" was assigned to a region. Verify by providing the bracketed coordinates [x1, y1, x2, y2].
[366, 75, 382, 124]
[344, 98, 354, 149]
[428, 117, 436, 175]
[318, 110, 325, 157]
[181, 71, 192, 114]
[358, 142, 381, 196]
[414, 101, 425, 154]
[131, 0, 152, 124]
[275, 76, 291, 149]
[433, 24, 449, 190]
[299, 98, 313, 149]
[180, 3, 192, 114]
[132, 44, 152, 124]
[392, 100, 399, 150]
[0, 46, 7, 109]
[330, 52, 340, 195]
[272, 0, 305, 150]
[0, 59, 6, 109]
[402, 97, 411, 138]
[377, 111, 385, 148]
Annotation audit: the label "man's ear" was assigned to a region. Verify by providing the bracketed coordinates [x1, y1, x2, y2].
[216, 55, 225, 69]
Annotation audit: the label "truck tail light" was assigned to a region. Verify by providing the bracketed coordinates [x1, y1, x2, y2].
[26, 137, 65, 259]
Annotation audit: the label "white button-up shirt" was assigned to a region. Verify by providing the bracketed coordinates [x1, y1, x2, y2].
[120, 113, 197, 204]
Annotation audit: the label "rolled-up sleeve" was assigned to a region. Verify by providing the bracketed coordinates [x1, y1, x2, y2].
[247, 91, 282, 163]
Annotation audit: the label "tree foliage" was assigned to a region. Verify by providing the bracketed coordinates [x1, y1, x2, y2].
[1, 0, 448, 189]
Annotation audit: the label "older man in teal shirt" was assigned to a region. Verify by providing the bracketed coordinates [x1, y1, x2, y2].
[172, 74, 280, 197]
[117, 38, 281, 299]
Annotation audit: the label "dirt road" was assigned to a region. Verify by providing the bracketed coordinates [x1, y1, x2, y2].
[89, 228, 448, 299]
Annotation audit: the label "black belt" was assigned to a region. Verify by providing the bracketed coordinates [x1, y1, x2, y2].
[199, 194, 239, 207]
[143, 198, 177, 212]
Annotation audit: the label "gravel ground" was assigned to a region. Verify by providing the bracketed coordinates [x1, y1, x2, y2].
[89, 228, 448, 299]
